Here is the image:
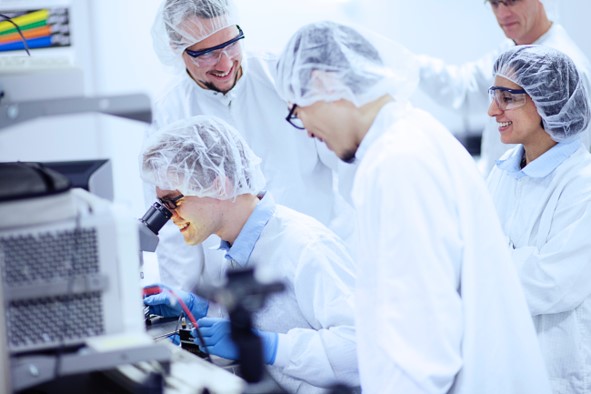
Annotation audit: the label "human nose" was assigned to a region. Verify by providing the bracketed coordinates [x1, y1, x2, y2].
[488, 98, 502, 117]
[212, 49, 234, 68]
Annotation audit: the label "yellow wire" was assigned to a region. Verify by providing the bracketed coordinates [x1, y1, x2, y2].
[0, 9, 49, 33]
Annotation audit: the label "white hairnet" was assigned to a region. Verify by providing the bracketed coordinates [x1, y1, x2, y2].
[152, 0, 240, 68]
[275, 21, 418, 108]
[140, 115, 266, 200]
[493, 45, 590, 141]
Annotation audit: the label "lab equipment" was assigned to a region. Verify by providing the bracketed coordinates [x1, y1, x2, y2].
[41, 159, 114, 201]
[138, 200, 172, 255]
[196, 267, 287, 392]
[0, 162, 171, 392]
[492, 45, 590, 141]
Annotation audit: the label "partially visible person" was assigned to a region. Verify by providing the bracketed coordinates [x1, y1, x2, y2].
[148, 0, 356, 292]
[416, 0, 591, 174]
[486, 45, 591, 393]
[141, 115, 359, 393]
[275, 20, 551, 394]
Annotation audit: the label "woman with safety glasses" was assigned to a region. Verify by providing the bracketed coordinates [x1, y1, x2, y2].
[486, 45, 591, 393]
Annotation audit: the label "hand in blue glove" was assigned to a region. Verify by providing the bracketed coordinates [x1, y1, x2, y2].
[143, 284, 209, 319]
[168, 333, 181, 346]
[194, 317, 278, 364]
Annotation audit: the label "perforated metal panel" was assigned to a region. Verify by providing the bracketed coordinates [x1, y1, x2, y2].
[1, 229, 99, 284]
[7, 293, 104, 351]
[0, 228, 106, 353]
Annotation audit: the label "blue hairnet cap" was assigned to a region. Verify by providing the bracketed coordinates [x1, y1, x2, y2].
[493, 45, 590, 142]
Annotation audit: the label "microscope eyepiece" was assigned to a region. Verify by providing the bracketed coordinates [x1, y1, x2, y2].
[139, 201, 172, 235]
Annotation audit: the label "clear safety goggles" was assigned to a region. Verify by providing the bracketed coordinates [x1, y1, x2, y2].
[184, 25, 244, 67]
[488, 86, 528, 110]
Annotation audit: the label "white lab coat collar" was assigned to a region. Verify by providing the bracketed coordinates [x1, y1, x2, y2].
[356, 100, 412, 162]
[496, 138, 583, 179]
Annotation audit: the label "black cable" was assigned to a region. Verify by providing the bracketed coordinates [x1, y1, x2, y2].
[0, 13, 31, 56]
[191, 321, 213, 363]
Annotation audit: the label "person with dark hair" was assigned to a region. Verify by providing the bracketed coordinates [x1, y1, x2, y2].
[486, 45, 591, 393]
[417, 0, 591, 175]
[141, 115, 360, 393]
[275, 20, 551, 394]
[148, 0, 356, 296]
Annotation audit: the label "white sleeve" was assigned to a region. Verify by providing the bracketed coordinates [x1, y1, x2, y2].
[511, 193, 591, 316]
[272, 238, 359, 388]
[416, 41, 511, 112]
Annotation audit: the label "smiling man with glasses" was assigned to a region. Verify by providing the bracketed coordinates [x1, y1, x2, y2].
[146, 0, 358, 327]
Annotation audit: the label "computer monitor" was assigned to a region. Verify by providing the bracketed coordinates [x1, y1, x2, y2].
[42, 159, 114, 201]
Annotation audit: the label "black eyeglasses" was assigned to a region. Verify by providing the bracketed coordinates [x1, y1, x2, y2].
[185, 25, 245, 66]
[486, 0, 521, 7]
[285, 104, 305, 130]
[158, 193, 184, 211]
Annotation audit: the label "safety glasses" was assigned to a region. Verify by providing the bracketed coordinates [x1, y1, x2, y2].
[488, 86, 528, 110]
[185, 25, 244, 67]
[158, 193, 184, 211]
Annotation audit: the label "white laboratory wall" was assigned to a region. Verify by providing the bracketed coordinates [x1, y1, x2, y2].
[2, 0, 589, 216]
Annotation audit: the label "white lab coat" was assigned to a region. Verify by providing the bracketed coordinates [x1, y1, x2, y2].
[417, 23, 591, 175]
[352, 101, 551, 394]
[487, 140, 591, 393]
[227, 196, 359, 393]
[149, 51, 356, 290]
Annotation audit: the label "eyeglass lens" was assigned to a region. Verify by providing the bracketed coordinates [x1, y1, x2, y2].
[286, 104, 305, 130]
[192, 41, 242, 66]
[159, 194, 183, 211]
[489, 88, 527, 110]
[488, 0, 520, 7]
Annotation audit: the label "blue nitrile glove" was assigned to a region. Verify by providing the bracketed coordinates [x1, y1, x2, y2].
[143, 284, 209, 319]
[257, 329, 278, 365]
[194, 317, 238, 360]
[194, 317, 278, 364]
[169, 333, 181, 346]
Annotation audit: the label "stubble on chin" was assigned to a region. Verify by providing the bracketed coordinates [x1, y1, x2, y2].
[339, 147, 358, 164]
[201, 64, 242, 94]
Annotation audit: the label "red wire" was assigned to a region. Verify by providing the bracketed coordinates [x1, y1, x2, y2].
[166, 288, 200, 329]
[143, 285, 199, 328]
